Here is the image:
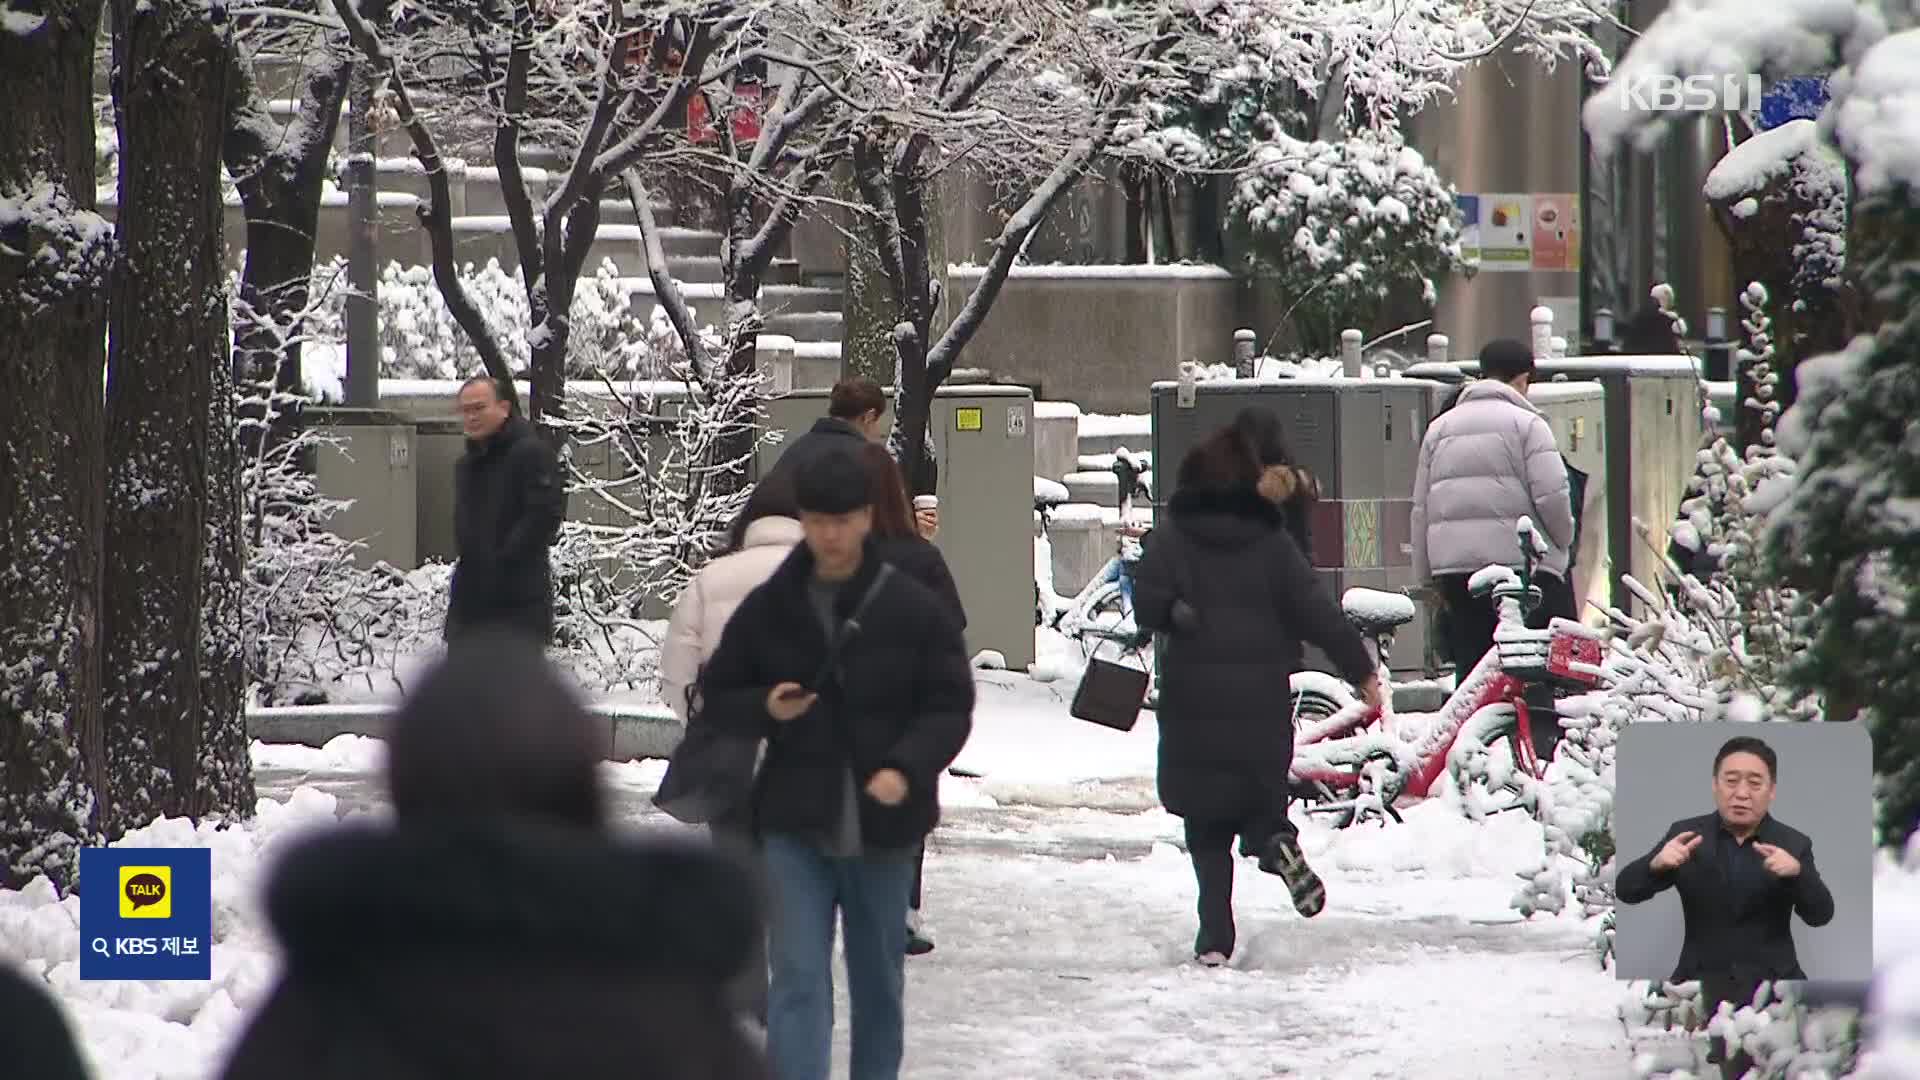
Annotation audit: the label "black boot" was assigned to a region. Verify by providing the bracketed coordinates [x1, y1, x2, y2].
[1257, 833, 1326, 918]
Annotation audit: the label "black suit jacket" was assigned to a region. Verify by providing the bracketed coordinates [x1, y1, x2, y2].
[1616, 812, 1836, 981]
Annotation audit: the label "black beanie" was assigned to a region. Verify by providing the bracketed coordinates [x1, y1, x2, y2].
[1479, 338, 1536, 380]
[794, 447, 873, 515]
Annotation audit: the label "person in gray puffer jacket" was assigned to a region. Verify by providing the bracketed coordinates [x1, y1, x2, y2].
[1412, 339, 1577, 692]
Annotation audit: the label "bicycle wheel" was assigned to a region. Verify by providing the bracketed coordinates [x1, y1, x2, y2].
[1288, 680, 1354, 731]
[1074, 581, 1131, 660]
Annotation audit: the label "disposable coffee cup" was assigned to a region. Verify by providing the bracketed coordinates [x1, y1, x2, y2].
[913, 495, 939, 512]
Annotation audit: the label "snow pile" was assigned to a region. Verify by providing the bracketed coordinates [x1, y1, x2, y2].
[0, 787, 364, 1080]
[1855, 836, 1920, 1076]
[1703, 120, 1849, 294]
[1583, 0, 1889, 151]
[1832, 29, 1920, 196]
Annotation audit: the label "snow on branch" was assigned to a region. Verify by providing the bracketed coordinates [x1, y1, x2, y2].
[1582, 0, 1889, 154]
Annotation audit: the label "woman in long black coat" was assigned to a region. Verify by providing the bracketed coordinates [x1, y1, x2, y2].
[1131, 416, 1380, 966]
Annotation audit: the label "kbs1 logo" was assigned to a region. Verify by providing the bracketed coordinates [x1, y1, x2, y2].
[1618, 73, 1766, 113]
[80, 848, 211, 980]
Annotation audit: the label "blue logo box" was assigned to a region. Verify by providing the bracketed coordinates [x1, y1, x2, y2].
[79, 847, 212, 981]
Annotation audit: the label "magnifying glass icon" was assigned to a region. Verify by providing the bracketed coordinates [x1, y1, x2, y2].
[90, 937, 109, 958]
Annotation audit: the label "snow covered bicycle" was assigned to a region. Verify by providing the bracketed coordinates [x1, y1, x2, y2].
[1287, 518, 1606, 828]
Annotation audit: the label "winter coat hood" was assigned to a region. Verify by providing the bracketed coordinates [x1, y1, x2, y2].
[1167, 486, 1287, 551]
[264, 821, 760, 984]
[220, 820, 767, 1080]
[740, 515, 804, 550]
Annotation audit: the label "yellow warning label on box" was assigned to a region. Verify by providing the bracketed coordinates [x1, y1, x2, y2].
[955, 407, 983, 432]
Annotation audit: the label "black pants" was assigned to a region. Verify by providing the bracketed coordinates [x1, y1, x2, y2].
[1185, 811, 1290, 958]
[709, 821, 768, 1023]
[1436, 570, 1576, 763]
[910, 844, 924, 911]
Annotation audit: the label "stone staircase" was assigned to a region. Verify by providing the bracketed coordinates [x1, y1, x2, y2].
[235, 97, 850, 360]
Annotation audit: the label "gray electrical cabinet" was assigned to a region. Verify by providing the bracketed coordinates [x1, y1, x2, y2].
[1148, 378, 1440, 676]
[762, 385, 1035, 672]
[303, 406, 419, 572]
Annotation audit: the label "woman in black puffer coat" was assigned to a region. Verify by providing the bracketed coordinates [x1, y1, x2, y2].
[1132, 414, 1379, 967]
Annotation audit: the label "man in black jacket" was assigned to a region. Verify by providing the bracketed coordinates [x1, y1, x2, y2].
[447, 377, 565, 645]
[1616, 735, 1836, 1079]
[698, 447, 974, 1080]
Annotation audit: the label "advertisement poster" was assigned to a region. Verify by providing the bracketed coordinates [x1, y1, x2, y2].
[1454, 194, 1481, 264]
[1478, 194, 1533, 269]
[1530, 194, 1578, 271]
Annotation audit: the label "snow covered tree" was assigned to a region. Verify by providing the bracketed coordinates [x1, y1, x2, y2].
[1701, 117, 1856, 419]
[1228, 133, 1460, 355]
[1583, 0, 1920, 853]
[0, 0, 114, 891]
[100, 0, 252, 835]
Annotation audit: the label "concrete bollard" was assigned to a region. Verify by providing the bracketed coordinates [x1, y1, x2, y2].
[1549, 335, 1568, 359]
[1427, 333, 1448, 365]
[1530, 305, 1554, 359]
[1233, 328, 1258, 378]
[1340, 328, 1364, 378]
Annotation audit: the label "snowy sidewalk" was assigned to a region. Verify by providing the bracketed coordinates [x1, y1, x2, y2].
[5, 669, 1644, 1079]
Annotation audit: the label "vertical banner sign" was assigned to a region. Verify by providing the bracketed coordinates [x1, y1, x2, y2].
[1454, 194, 1482, 265]
[1530, 195, 1578, 271]
[1477, 194, 1534, 269]
[79, 848, 213, 980]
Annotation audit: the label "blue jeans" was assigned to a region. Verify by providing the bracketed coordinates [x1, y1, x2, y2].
[762, 833, 915, 1080]
[1091, 555, 1135, 608]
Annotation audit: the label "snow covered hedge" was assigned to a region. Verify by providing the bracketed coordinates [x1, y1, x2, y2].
[1228, 133, 1460, 352]
[303, 256, 680, 388]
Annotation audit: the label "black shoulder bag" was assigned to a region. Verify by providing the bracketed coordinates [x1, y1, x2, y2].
[654, 565, 897, 825]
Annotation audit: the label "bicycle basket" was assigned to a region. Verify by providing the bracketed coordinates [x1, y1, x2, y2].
[1545, 622, 1605, 688]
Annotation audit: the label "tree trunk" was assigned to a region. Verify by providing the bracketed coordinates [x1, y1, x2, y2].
[0, 0, 112, 891]
[1122, 162, 1148, 264]
[102, 0, 232, 837]
[842, 165, 949, 386]
[229, 55, 352, 454]
[196, 354, 253, 817]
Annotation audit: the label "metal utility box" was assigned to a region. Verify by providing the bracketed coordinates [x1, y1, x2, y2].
[303, 407, 419, 571]
[1526, 382, 1610, 625]
[1457, 355, 1703, 612]
[761, 385, 1036, 672]
[413, 418, 465, 563]
[1148, 378, 1439, 676]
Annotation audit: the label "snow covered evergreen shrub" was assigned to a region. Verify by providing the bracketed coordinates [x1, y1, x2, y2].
[1228, 133, 1460, 353]
[307, 256, 660, 384]
[1763, 183, 1920, 851]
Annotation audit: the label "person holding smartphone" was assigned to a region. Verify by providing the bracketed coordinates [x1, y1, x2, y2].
[696, 448, 974, 1080]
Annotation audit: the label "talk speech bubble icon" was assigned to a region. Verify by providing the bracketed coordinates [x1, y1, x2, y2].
[120, 868, 170, 918]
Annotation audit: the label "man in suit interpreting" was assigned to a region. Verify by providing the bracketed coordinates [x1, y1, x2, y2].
[1616, 734, 1836, 1079]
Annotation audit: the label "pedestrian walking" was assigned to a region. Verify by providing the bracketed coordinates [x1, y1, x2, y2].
[660, 470, 806, 1025]
[697, 447, 975, 1080]
[221, 632, 767, 1080]
[1131, 418, 1381, 967]
[855, 442, 968, 956]
[445, 376, 566, 645]
[1411, 338, 1577, 759]
[753, 376, 889, 496]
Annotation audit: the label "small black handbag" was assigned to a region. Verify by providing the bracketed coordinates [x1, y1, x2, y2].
[1069, 657, 1150, 731]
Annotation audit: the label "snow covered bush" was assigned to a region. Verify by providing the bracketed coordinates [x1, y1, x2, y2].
[306, 256, 661, 387]
[1228, 133, 1461, 354]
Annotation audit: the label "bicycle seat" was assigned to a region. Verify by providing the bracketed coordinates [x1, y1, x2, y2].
[1035, 477, 1070, 510]
[1342, 588, 1416, 636]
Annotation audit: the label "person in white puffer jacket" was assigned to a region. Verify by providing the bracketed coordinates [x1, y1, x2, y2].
[1411, 338, 1577, 695]
[658, 473, 803, 1029]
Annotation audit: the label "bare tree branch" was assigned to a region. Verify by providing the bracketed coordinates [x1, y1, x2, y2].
[494, 3, 544, 285]
[625, 168, 712, 380]
[329, 0, 513, 386]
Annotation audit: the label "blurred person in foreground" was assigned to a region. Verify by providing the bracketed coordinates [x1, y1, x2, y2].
[0, 963, 89, 1080]
[220, 631, 767, 1080]
[660, 470, 806, 1026]
[1132, 416, 1380, 967]
[697, 447, 974, 1080]
[856, 441, 967, 955]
